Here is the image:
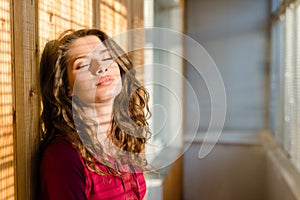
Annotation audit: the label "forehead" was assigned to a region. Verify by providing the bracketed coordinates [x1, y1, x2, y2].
[68, 35, 103, 59]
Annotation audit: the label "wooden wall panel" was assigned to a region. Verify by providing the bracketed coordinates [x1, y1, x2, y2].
[127, 0, 144, 83]
[0, 0, 14, 199]
[12, 0, 40, 199]
[38, 0, 93, 55]
[0, 1, 146, 199]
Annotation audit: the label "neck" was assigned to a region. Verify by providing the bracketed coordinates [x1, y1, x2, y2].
[81, 100, 114, 135]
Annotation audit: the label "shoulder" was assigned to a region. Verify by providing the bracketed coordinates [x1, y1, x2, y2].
[40, 136, 88, 199]
[42, 136, 78, 160]
[40, 136, 85, 179]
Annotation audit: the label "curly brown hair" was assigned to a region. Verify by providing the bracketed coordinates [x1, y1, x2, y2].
[39, 29, 151, 176]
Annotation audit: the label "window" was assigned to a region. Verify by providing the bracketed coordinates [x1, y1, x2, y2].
[0, 1, 14, 199]
[270, 19, 285, 146]
[270, 0, 300, 171]
[295, 3, 300, 169]
[143, 0, 184, 164]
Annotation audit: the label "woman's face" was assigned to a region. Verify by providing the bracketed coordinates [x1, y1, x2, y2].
[67, 35, 122, 104]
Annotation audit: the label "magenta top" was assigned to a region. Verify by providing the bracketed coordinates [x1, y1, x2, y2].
[40, 136, 146, 200]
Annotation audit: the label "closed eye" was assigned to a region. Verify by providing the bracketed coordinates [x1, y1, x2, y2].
[101, 51, 113, 61]
[76, 63, 90, 70]
[102, 57, 113, 61]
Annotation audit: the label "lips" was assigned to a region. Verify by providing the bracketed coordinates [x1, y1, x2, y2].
[96, 75, 114, 86]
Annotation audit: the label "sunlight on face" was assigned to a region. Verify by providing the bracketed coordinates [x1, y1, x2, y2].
[67, 35, 122, 104]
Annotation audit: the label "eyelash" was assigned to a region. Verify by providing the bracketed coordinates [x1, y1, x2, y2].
[75, 55, 114, 70]
[102, 57, 113, 61]
[102, 52, 113, 59]
[76, 64, 89, 70]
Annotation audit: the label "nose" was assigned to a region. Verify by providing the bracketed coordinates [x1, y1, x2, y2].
[88, 58, 110, 76]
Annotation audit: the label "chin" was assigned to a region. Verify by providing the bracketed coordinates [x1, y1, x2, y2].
[94, 92, 119, 103]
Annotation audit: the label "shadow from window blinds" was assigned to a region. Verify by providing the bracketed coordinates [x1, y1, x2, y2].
[128, 0, 144, 83]
[38, 0, 93, 53]
[0, 0, 14, 200]
[99, 0, 144, 83]
[100, 0, 128, 39]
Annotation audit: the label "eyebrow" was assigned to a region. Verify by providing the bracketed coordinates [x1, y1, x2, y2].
[97, 49, 110, 54]
[73, 56, 87, 63]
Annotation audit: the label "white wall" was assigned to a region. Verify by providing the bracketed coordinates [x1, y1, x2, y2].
[184, 0, 269, 132]
[183, 0, 270, 199]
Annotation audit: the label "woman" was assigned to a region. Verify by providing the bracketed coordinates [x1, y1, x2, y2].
[39, 29, 151, 199]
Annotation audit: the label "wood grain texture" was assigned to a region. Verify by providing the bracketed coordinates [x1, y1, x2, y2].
[0, 0, 14, 199]
[12, 0, 40, 199]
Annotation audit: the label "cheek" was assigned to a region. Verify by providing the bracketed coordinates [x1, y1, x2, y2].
[67, 69, 93, 97]
[114, 69, 122, 92]
[112, 65, 122, 80]
[116, 77, 122, 94]
[110, 70, 122, 97]
[73, 71, 97, 90]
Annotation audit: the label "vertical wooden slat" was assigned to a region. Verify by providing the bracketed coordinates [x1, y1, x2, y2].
[12, 0, 40, 199]
[100, 0, 115, 37]
[38, 0, 57, 57]
[128, 0, 144, 83]
[56, 0, 71, 33]
[93, 0, 101, 28]
[0, 0, 14, 199]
